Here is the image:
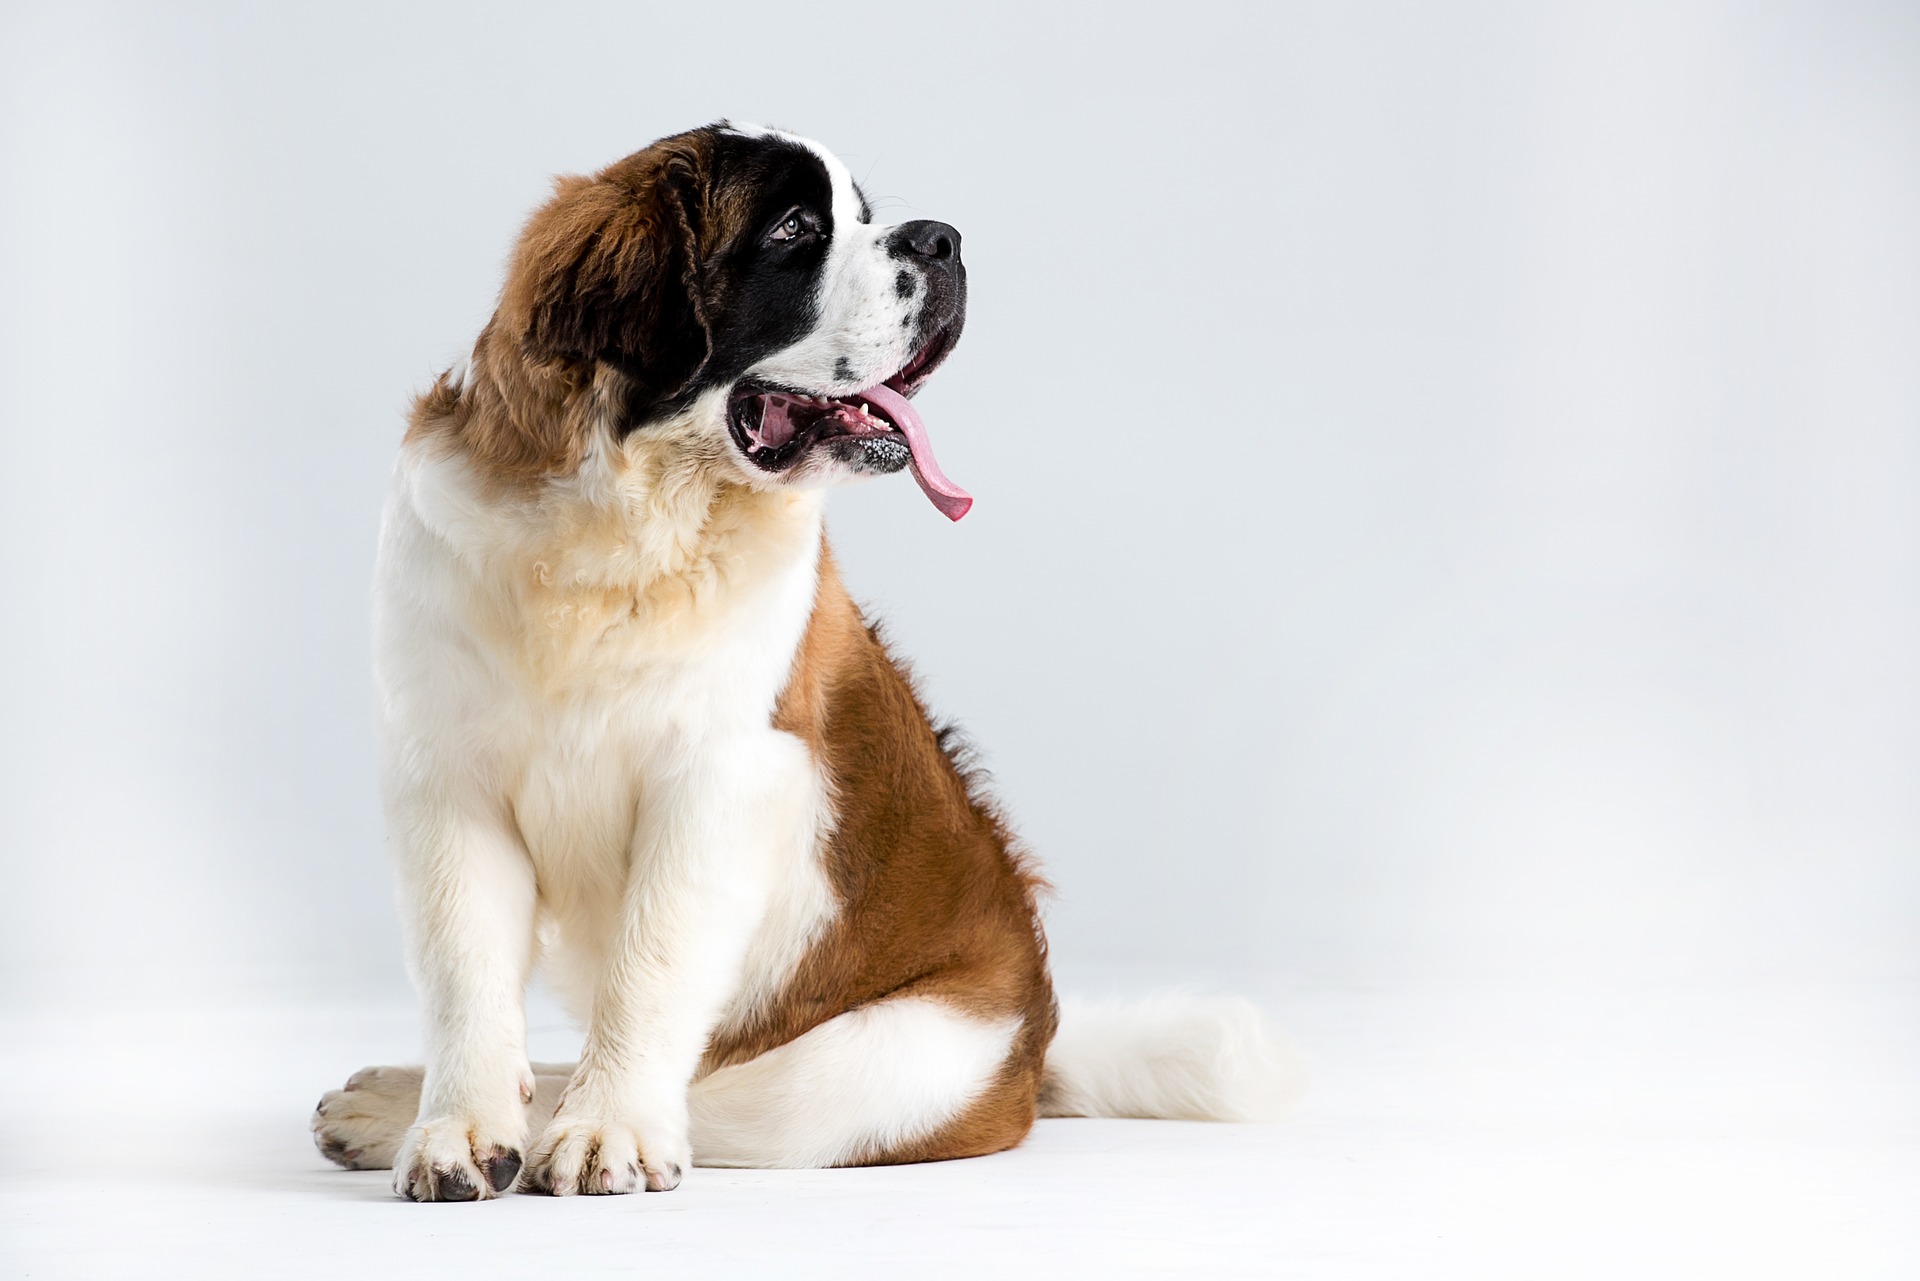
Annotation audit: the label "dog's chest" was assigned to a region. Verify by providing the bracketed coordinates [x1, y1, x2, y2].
[380, 455, 837, 1014]
[498, 563, 838, 1025]
[498, 539, 821, 867]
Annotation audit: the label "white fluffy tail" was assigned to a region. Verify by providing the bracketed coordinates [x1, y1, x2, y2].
[1037, 993, 1304, 1122]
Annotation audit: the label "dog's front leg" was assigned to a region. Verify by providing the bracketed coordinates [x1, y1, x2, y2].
[524, 741, 793, 1195]
[387, 800, 539, 1201]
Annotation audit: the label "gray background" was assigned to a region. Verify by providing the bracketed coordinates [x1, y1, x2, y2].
[3, 0, 1916, 1012]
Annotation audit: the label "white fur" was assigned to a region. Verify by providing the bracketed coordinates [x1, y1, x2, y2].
[376, 417, 840, 1194]
[691, 997, 1021, 1168]
[1039, 994, 1305, 1123]
[317, 997, 1018, 1173]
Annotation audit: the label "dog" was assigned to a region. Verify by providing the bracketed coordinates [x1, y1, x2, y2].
[310, 122, 1294, 1200]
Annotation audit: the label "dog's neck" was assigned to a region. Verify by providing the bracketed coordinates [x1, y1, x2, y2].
[406, 349, 823, 648]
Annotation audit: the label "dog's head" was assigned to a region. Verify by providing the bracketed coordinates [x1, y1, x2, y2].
[483, 122, 970, 518]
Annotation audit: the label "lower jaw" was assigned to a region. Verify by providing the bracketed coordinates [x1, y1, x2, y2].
[746, 432, 909, 480]
[823, 434, 910, 473]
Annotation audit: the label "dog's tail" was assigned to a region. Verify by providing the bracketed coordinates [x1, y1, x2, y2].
[1036, 992, 1304, 1121]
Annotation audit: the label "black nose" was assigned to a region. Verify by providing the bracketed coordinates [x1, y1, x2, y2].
[895, 220, 962, 264]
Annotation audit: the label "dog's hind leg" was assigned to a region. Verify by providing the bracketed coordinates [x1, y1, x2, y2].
[690, 995, 1036, 1169]
[312, 1064, 573, 1171]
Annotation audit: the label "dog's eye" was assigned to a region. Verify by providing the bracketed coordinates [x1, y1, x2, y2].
[769, 211, 808, 243]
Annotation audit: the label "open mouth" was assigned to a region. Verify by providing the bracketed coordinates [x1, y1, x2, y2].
[727, 327, 971, 520]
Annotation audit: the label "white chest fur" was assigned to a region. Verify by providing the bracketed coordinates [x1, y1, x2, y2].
[373, 441, 838, 1030]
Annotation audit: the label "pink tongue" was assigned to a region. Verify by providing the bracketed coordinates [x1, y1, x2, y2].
[858, 381, 973, 521]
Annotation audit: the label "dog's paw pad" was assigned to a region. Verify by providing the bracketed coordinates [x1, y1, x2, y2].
[482, 1146, 523, 1193]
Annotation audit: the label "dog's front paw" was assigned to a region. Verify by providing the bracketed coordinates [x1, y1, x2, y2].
[524, 1114, 687, 1195]
[392, 1116, 525, 1202]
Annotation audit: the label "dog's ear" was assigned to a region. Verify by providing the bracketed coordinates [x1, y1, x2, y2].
[511, 147, 712, 424]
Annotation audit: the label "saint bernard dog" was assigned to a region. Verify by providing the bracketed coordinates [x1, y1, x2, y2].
[310, 122, 1295, 1200]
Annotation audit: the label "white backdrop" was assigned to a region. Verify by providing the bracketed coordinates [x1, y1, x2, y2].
[2, 1, 1916, 1013]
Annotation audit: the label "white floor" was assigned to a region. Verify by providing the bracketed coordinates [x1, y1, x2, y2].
[3, 978, 1914, 1279]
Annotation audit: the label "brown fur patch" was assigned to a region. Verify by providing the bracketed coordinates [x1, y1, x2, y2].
[701, 545, 1058, 1164]
[406, 129, 741, 483]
